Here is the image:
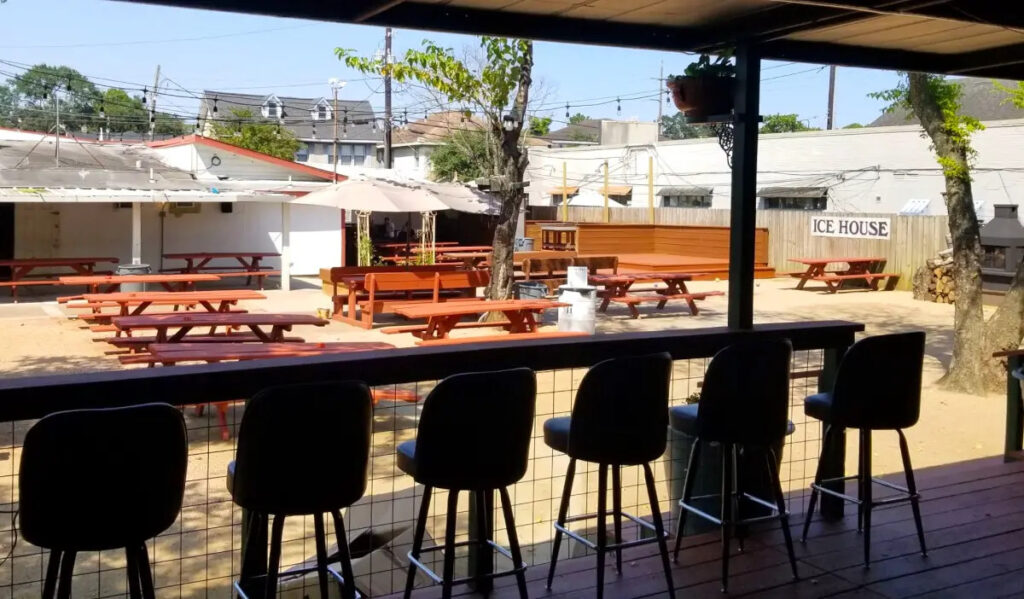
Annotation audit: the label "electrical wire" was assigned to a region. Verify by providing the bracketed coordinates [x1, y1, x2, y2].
[0, 24, 319, 49]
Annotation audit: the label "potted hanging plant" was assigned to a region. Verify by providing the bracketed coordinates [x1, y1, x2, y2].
[666, 51, 735, 122]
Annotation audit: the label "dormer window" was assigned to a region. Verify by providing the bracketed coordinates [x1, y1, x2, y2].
[312, 99, 331, 121]
[262, 95, 282, 119]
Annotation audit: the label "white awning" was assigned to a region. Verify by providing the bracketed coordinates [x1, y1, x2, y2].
[0, 187, 291, 203]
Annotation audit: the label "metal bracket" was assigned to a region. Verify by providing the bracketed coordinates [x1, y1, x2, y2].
[699, 113, 763, 169]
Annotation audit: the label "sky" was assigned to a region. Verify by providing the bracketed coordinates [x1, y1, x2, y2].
[0, 0, 903, 130]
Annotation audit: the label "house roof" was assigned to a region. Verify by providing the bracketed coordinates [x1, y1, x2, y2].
[542, 120, 602, 144]
[198, 91, 383, 142]
[148, 134, 336, 181]
[869, 78, 1024, 127]
[389, 111, 486, 146]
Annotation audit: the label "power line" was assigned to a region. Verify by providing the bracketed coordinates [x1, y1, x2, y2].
[0, 24, 318, 49]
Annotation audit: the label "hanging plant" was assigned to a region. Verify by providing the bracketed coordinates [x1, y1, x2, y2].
[666, 51, 735, 123]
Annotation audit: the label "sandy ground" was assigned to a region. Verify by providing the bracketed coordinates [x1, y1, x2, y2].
[0, 276, 1008, 597]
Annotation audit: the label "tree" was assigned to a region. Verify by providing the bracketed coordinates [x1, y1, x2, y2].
[874, 74, 1024, 394]
[760, 113, 818, 134]
[153, 112, 188, 137]
[528, 115, 551, 136]
[843, 122, 865, 129]
[569, 112, 589, 124]
[0, 84, 15, 127]
[13, 64, 99, 133]
[660, 112, 713, 140]
[99, 88, 147, 134]
[429, 131, 488, 182]
[338, 37, 534, 300]
[210, 108, 302, 161]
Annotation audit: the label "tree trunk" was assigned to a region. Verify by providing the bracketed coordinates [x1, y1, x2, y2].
[908, 73, 987, 394]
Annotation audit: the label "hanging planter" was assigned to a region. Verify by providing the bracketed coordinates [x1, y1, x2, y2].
[667, 52, 735, 123]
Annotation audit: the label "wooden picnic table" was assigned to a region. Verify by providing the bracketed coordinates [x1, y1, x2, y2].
[58, 273, 221, 296]
[162, 252, 279, 288]
[113, 312, 328, 343]
[589, 271, 722, 318]
[135, 341, 395, 365]
[413, 245, 492, 254]
[376, 241, 458, 251]
[392, 298, 569, 343]
[789, 257, 898, 293]
[76, 290, 265, 317]
[443, 251, 491, 268]
[0, 257, 119, 302]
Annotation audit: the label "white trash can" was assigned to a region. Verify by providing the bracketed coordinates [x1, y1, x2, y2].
[557, 285, 597, 334]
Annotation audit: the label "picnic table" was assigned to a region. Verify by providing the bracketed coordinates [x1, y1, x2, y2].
[0, 257, 118, 302]
[589, 271, 723, 318]
[162, 252, 280, 288]
[443, 251, 491, 268]
[113, 312, 328, 343]
[390, 298, 579, 344]
[74, 290, 265, 319]
[58, 273, 221, 297]
[789, 257, 899, 293]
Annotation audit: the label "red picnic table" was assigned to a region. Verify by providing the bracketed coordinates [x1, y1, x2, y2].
[72, 289, 265, 321]
[0, 257, 118, 302]
[162, 252, 280, 288]
[589, 272, 724, 318]
[113, 312, 328, 343]
[442, 251, 491, 268]
[58, 273, 221, 298]
[390, 298, 583, 345]
[789, 257, 899, 293]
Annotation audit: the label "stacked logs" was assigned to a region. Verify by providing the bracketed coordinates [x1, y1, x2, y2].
[912, 248, 955, 303]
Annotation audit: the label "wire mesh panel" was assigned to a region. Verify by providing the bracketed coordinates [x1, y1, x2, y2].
[0, 353, 826, 598]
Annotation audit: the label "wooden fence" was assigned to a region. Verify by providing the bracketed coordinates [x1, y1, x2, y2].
[548, 207, 949, 290]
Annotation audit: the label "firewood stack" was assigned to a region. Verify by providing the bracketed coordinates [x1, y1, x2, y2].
[912, 248, 955, 303]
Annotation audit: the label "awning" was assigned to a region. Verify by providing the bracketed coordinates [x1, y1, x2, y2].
[757, 187, 828, 198]
[602, 185, 632, 196]
[0, 187, 277, 203]
[549, 186, 579, 196]
[658, 186, 712, 197]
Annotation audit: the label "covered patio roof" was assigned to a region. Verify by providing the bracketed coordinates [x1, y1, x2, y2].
[120, 1, 1024, 79]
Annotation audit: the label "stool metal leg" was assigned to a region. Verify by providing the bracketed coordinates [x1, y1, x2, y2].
[265, 514, 285, 599]
[857, 429, 865, 534]
[673, 437, 701, 562]
[42, 549, 61, 599]
[766, 450, 798, 580]
[498, 487, 529, 599]
[721, 443, 734, 593]
[56, 549, 76, 599]
[331, 510, 358, 599]
[898, 430, 927, 557]
[642, 462, 676, 599]
[313, 513, 331, 598]
[126, 544, 143, 599]
[404, 485, 433, 599]
[441, 489, 459, 599]
[861, 429, 873, 567]
[734, 446, 745, 553]
[136, 543, 156, 599]
[801, 425, 831, 542]
[596, 464, 609, 599]
[547, 458, 576, 589]
[612, 465, 623, 574]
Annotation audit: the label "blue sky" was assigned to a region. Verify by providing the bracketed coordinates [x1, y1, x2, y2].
[0, 0, 902, 129]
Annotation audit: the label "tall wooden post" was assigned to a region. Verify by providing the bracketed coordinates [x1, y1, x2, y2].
[562, 161, 568, 222]
[602, 161, 609, 223]
[648, 155, 655, 224]
[727, 44, 761, 330]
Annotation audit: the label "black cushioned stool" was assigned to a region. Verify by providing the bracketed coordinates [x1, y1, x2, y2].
[20, 403, 188, 599]
[229, 381, 372, 599]
[801, 331, 927, 567]
[543, 353, 676, 599]
[670, 339, 799, 592]
[397, 368, 535, 599]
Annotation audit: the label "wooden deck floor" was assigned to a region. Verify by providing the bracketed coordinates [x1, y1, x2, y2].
[394, 455, 1024, 599]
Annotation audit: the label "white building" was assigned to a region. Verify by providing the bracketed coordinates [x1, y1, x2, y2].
[527, 119, 1024, 220]
[384, 111, 486, 180]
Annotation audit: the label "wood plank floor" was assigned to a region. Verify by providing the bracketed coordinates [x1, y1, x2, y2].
[389, 455, 1024, 599]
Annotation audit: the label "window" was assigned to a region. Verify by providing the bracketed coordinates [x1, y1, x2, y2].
[294, 144, 309, 162]
[663, 195, 712, 208]
[758, 187, 828, 211]
[316, 103, 329, 121]
[264, 101, 279, 119]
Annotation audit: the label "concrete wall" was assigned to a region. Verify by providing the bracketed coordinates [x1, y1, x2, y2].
[527, 119, 1024, 221]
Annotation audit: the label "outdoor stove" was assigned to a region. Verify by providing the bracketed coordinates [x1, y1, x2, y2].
[980, 204, 1024, 293]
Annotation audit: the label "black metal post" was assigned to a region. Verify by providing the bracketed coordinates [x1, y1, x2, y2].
[727, 44, 761, 330]
[1005, 354, 1023, 460]
[818, 346, 846, 520]
[467, 490, 495, 592]
[238, 510, 268, 599]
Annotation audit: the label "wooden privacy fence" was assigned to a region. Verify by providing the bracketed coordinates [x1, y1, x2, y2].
[550, 207, 949, 290]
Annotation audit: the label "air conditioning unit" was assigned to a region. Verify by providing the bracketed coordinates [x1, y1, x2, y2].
[112, 202, 133, 209]
[168, 202, 201, 216]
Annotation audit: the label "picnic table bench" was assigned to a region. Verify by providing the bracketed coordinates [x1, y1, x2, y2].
[69, 290, 265, 331]
[58, 273, 221, 299]
[340, 270, 489, 329]
[391, 298, 583, 345]
[0, 257, 119, 302]
[589, 272, 723, 318]
[319, 264, 461, 315]
[789, 257, 900, 293]
[112, 312, 328, 344]
[161, 252, 280, 289]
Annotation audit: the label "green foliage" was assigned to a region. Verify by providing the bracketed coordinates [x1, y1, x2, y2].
[660, 113, 713, 140]
[100, 88, 147, 133]
[568, 112, 589, 124]
[871, 74, 983, 181]
[842, 122, 865, 129]
[994, 80, 1024, 109]
[210, 108, 302, 161]
[669, 51, 734, 80]
[13, 64, 99, 133]
[357, 230, 375, 267]
[760, 114, 818, 134]
[429, 131, 489, 182]
[528, 115, 551, 136]
[0, 84, 15, 127]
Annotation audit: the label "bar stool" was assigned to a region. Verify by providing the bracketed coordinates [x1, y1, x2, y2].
[20, 403, 188, 599]
[669, 338, 799, 592]
[543, 353, 676, 599]
[229, 381, 372, 599]
[397, 368, 535, 599]
[801, 331, 927, 567]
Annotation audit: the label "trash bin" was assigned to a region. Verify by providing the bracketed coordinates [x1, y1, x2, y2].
[115, 263, 151, 292]
[514, 237, 535, 252]
[513, 281, 548, 300]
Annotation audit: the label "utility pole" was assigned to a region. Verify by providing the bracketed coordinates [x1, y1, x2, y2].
[149, 64, 161, 141]
[333, 84, 340, 182]
[54, 88, 60, 167]
[383, 27, 393, 169]
[826, 65, 836, 130]
[657, 61, 663, 135]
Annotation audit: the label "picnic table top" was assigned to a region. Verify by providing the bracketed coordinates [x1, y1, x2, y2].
[790, 257, 885, 265]
[59, 273, 222, 285]
[113, 312, 328, 329]
[443, 251, 491, 259]
[590, 271, 694, 283]
[411, 245, 492, 254]
[376, 241, 458, 249]
[162, 252, 280, 259]
[394, 299, 567, 319]
[0, 257, 119, 267]
[79, 290, 266, 303]
[147, 341, 394, 361]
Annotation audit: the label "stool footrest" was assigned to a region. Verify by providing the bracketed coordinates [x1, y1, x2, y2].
[233, 565, 358, 599]
[408, 538, 525, 586]
[812, 475, 917, 506]
[680, 491, 785, 527]
[555, 509, 667, 552]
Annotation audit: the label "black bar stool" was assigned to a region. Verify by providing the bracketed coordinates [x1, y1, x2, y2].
[670, 338, 799, 592]
[20, 403, 188, 599]
[543, 353, 676, 599]
[229, 381, 372, 599]
[801, 331, 927, 566]
[397, 368, 535, 599]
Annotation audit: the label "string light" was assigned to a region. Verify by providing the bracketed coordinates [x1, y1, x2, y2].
[142, 86, 147, 103]
[565, 103, 570, 119]
[212, 97, 218, 114]
[403, 109, 408, 125]
[616, 97, 621, 115]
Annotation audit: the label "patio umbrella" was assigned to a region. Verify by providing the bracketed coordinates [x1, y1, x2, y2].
[292, 178, 449, 213]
